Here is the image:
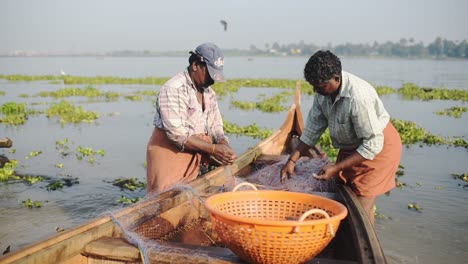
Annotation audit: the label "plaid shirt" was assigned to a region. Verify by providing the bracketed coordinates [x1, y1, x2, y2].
[301, 71, 390, 160]
[153, 70, 228, 150]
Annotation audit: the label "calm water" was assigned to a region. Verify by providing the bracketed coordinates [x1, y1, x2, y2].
[0, 57, 467, 264]
[1, 56, 468, 89]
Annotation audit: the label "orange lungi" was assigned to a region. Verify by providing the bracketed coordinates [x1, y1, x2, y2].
[146, 127, 211, 193]
[336, 122, 402, 197]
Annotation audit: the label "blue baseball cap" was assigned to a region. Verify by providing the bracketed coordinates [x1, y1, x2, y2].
[190, 43, 226, 82]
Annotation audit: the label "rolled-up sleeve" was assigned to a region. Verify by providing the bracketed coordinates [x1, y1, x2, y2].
[300, 96, 328, 147]
[351, 97, 384, 160]
[158, 86, 190, 149]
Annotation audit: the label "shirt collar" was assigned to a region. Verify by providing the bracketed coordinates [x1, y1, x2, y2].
[184, 70, 196, 91]
[337, 71, 351, 98]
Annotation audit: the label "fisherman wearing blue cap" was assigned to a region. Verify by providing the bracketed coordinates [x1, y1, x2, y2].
[146, 43, 236, 193]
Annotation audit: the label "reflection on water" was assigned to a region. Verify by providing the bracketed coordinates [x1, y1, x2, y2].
[0, 58, 467, 263]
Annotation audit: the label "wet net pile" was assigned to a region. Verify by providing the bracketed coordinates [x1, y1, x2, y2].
[107, 156, 336, 263]
[241, 155, 336, 193]
[109, 185, 222, 263]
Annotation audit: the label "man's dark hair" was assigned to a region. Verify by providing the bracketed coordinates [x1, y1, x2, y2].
[304, 50, 341, 84]
[188, 53, 206, 65]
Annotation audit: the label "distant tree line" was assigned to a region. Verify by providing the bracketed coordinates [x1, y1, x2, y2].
[246, 37, 468, 59]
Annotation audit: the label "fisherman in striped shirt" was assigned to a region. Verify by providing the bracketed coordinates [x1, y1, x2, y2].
[146, 43, 237, 193]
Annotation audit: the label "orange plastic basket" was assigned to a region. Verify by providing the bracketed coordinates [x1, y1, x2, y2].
[204, 182, 348, 264]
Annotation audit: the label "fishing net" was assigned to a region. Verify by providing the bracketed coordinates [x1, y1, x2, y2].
[105, 155, 335, 263]
[242, 155, 335, 193]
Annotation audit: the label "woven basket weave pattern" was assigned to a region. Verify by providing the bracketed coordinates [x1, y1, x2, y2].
[206, 190, 347, 264]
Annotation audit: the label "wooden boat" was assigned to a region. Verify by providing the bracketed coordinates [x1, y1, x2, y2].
[0, 84, 387, 264]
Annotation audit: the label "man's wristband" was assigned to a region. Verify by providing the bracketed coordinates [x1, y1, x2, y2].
[288, 158, 296, 164]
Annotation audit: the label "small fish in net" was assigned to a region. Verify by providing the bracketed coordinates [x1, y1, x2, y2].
[244, 155, 336, 193]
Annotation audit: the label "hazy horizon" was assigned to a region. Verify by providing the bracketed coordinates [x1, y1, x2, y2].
[1, 0, 467, 53]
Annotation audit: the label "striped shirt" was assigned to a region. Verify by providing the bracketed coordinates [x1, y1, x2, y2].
[153, 70, 228, 150]
[300, 71, 390, 160]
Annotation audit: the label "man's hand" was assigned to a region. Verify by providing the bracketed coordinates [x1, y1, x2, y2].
[313, 163, 340, 180]
[280, 160, 296, 183]
[212, 144, 236, 165]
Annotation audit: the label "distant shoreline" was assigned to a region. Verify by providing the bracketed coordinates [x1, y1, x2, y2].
[0, 53, 465, 61]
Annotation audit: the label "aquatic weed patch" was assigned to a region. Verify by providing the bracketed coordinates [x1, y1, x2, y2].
[37, 86, 104, 98]
[0, 102, 28, 125]
[46, 177, 80, 191]
[22, 198, 43, 209]
[76, 146, 105, 164]
[115, 195, 143, 205]
[223, 121, 274, 139]
[111, 178, 146, 191]
[0, 160, 19, 181]
[47, 100, 99, 124]
[231, 91, 292, 112]
[435, 106, 468, 118]
[391, 118, 446, 146]
[398, 83, 468, 101]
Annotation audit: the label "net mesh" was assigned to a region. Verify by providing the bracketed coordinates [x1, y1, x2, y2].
[107, 155, 334, 263]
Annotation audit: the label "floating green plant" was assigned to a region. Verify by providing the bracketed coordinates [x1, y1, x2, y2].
[223, 121, 274, 139]
[55, 138, 70, 156]
[46, 177, 79, 191]
[0, 101, 28, 125]
[111, 178, 146, 191]
[21, 175, 46, 185]
[115, 195, 142, 205]
[373, 205, 390, 219]
[0, 160, 18, 181]
[231, 91, 292, 113]
[391, 118, 446, 146]
[28, 151, 42, 157]
[396, 179, 407, 189]
[105, 91, 120, 101]
[37, 86, 104, 98]
[407, 202, 422, 211]
[133, 90, 159, 97]
[47, 100, 99, 124]
[399, 83, 468, 101]
[76, 146, 105, 164]
[22, 199, 42, 209]
[124, 94, 143, 101]
[375, 86, 397, 96]
[0, 74, 59, 82]
[316, 129, 339, 160]
[435, 106, 468, 118]
[451, 173, 468, 182]
[396, 164, 405, 176]
[46, 180, 64, 191]
[0, 91, 5, 96]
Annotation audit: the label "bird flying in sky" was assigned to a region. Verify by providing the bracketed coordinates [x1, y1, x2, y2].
[220, 20, 227, 31]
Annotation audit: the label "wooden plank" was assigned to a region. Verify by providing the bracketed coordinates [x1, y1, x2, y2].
[83, 237, 140, 262]
[146, 241, 357, 264]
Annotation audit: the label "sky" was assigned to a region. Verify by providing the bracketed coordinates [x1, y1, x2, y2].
[1, 0, 467, 53]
